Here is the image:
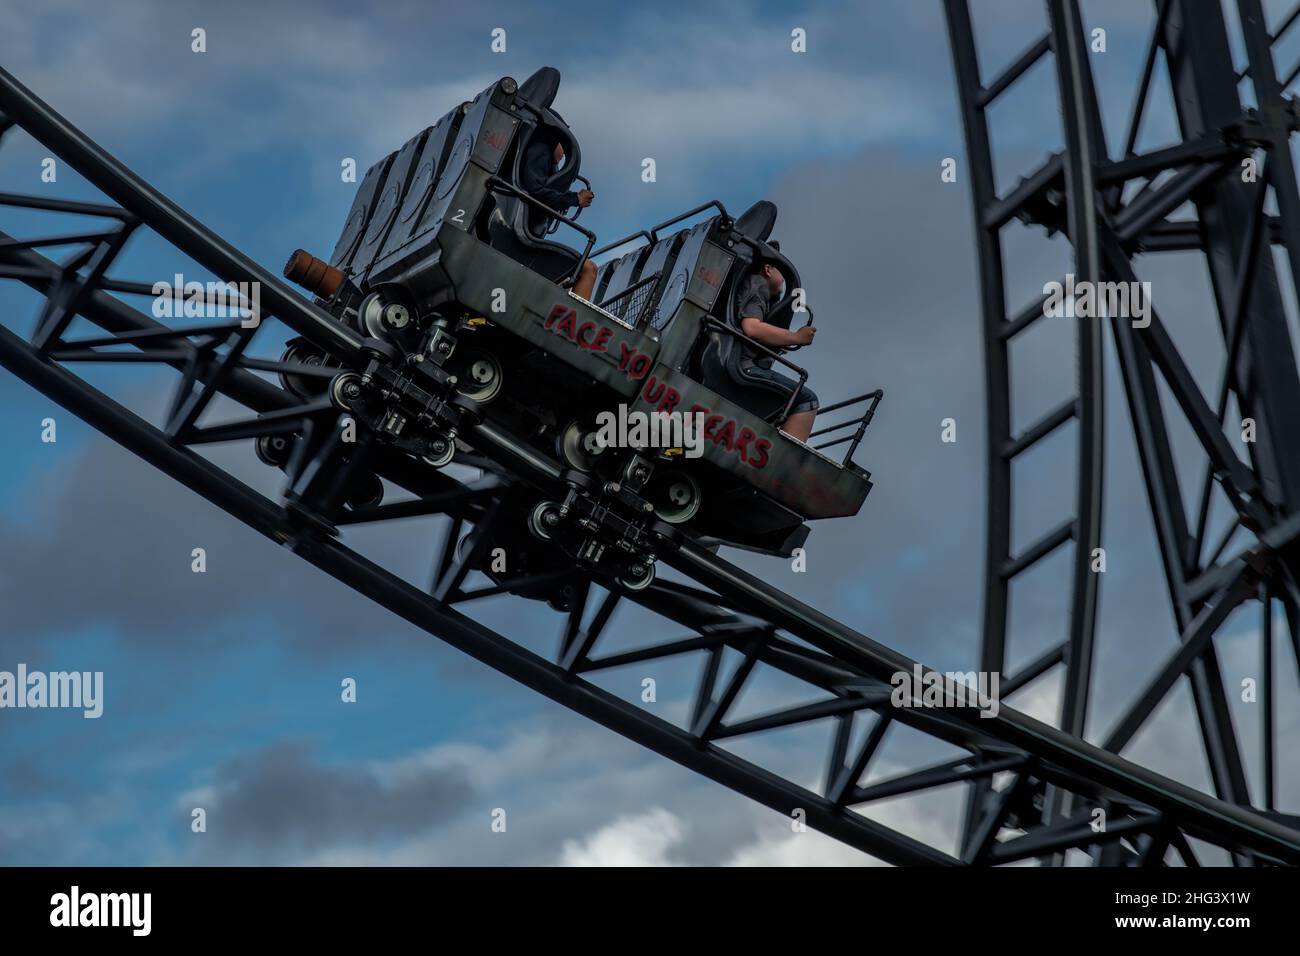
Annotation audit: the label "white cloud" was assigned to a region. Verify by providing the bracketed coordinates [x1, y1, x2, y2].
[559, 807, 684, 866]
[726, 826, 880, 867]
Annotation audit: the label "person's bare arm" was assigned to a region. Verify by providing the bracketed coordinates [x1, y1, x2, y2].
[740, 317, 815, 349]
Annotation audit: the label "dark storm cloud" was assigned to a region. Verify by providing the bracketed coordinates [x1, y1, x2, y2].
[183, 738, 475, 862]
[0, 437, 428, 660]
[0, 755, 63, 797]
[165, 712, 943, 866]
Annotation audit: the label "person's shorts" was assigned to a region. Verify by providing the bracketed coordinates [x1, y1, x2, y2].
[739, 363, 819, 415]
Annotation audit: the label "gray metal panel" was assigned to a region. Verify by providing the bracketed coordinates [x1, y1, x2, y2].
[639, 235, 677, 284]
[635, 236, 681, 330]
[374, 108, 460, 265]
[368, 90, 519, 292]
[592, 257, 620, 301]
[413, 88, 498, 239]
[655, 223, 709, 322]
[350, 127, 428, 282]
[368, 84, 519, 290]
[329, 151, 394, 272]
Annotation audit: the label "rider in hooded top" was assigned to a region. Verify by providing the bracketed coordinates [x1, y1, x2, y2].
[519, 130, 597, 300]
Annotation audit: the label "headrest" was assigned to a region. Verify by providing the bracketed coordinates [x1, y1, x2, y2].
[519, 66, 561, 109]
[735, 200, 778, 242]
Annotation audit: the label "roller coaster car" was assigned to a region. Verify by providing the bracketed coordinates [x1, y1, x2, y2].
[278, 67, 880, 591]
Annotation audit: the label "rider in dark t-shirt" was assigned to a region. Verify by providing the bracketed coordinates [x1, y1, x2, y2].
[735, 263, 818, 442]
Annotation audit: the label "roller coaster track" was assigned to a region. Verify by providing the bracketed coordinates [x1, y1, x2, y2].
[2, 0, 1299, 866]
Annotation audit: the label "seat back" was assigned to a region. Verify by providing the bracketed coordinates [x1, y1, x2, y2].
[734, 199, 777, 243]
[330, 152, 395, 274]
[363, 80, 520, 298]
[697, 265, 747, 383]
[327, 80, 516, 297]
[372, 107, 463, 267]
[590, 227, 693, 331]
[637, 234, 681, 330]
[592, 257, 619, 302]
[348, 127, 431, 283]
[656, 220, 713, 326]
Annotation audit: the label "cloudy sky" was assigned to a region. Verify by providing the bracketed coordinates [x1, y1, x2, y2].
[0, 0, 1297, 866]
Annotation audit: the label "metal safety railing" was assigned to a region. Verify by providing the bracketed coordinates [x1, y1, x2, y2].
[809, 389, 884, 467]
